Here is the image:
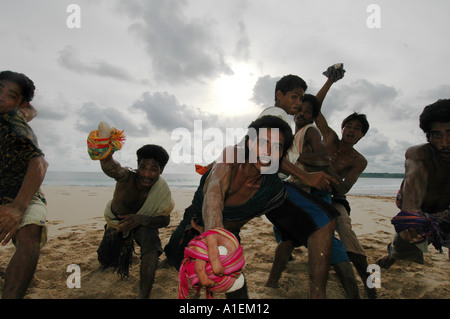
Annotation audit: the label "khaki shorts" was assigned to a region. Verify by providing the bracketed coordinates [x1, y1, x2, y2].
[12, 193, 48, 248]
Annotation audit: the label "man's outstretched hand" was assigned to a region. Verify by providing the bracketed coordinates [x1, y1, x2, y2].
[323, 63, 346, 82]
[194, 230, 237, 287]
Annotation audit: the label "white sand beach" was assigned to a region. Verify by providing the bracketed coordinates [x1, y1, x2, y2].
[0, 185, 449, 299]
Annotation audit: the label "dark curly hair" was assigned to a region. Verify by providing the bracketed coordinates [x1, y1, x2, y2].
[274, 74, 307, 102]
[301, 94, 321, 118]
[0, 70, 36, 102]
[137, 144, 169, 170]
[419, 99, 450, 140]
[245, 115, 293, 159]
[341, 112, 370, 135]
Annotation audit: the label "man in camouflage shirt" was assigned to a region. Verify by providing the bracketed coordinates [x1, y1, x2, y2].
[0, 71, 48, 298]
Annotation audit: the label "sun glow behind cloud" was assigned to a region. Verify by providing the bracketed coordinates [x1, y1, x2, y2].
[213, 62, 257, 115]
[3, 1, 449, 174]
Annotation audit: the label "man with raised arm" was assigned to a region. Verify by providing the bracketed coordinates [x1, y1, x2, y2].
[266, 91, 361, 299]
[258, 74, 336, 190]
[313, 64, 376, 298]
[88, 129, 174, 299]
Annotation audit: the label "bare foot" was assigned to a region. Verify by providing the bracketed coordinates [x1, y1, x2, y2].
[376, 254, 396, 269]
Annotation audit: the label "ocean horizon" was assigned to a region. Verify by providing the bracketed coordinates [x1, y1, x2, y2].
[43, 171, 403, 197]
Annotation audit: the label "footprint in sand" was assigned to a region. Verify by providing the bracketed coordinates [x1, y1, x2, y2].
[34, 269, 56, 281]
[47, 220, 63, 226]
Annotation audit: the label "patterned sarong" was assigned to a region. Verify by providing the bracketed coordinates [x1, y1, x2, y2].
[178, 228, 245, 299]
[87, 127, 126, 160]
[391, 211, 443, 252]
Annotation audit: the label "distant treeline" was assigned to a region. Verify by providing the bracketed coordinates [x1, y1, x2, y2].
[360, 173, 404, 178]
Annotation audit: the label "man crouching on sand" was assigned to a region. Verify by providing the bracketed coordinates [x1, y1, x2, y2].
[377, 99, 450, 268]
[0, 71, 48, 299]
[90, 139, 174, 299]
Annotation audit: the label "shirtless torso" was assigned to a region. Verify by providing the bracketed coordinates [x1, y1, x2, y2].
[100, 155, 169, 232]
[110, 172, 149, 214]
[401, 143, 450, 214]
[320, 119, 368, 195]
[202, 143, 276, 231]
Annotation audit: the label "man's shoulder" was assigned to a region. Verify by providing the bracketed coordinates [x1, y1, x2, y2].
[258, 106, 287, 116]
[405, 143, 433, 161]
[114, 167, 134, 184]
[297, 124, 322, 144]
[259, 106, 285, 114]
[347, 148, 367, 170]
[1, 112, 43, 158]
[354, 148, 367, 161]
[1, 112, 37, 139]
[257, 106, 290, 124]
[217, 145, 243, 165]
[355, 150, 368, 169]
[304, 124, 321, 135]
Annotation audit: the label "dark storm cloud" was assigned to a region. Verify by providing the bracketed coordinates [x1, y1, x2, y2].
[302, 79, 413, 125]
[251, 75, 279, 107]
[57, 46, 135, 82]
[116, 0, 233, 83]
[131, 91, 219, 131]
[322, 79, 399, 113]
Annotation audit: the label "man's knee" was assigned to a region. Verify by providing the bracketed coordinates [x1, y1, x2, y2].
[140, 249, 161, 265]
[14, 224, 42, 251]
[308, 218, 336, 247]
[141, 249, 159, 258]
[318, 217, 337, 235]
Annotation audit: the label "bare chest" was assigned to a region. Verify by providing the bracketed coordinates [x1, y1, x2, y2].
[423, 166, 450, 212]
[332, 153, 357, 175]
[111, 183, 148, 215]
[224, 175, 262, 207]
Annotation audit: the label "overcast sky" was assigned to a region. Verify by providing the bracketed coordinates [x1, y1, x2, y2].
[2, 0, 449, 174]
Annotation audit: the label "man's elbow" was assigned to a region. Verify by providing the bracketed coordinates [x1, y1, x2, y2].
[31, 155, 49, 173]
[42, 157, 49, 171]
[162, 215, 170, 228]
[39, 156, 49, 175]
[153, 215, 170, 228]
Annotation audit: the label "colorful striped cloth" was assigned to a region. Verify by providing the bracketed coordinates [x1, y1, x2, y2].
[391, 211, 443, 252]
[87, 128, 126, 160]
[178, 228, 245, 299]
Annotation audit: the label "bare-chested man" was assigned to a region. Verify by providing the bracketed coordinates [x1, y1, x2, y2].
[165, 115, 338, 298]
[313, 70, 375, 298]
[0, 71, 48, 299]
[377, 99, 450, 267]
[96, 144, 174, 299]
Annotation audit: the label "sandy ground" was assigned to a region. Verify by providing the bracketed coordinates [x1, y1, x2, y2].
[0, 185, 449, 300]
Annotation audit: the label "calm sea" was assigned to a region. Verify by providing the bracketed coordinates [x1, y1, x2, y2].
[43, 171, 403, 197]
